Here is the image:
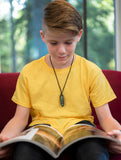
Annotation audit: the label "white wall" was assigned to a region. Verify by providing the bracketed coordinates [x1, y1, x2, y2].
[0, 56, 1, 73]
[115, 0, 121, 71]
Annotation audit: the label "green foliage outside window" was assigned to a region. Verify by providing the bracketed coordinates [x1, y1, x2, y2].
[0, 0, 115, 73]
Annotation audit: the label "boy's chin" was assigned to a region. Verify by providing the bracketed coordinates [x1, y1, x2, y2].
[56, 60, 71, 68]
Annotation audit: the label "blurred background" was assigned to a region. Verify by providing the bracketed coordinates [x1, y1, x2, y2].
[0, 0, 118, 73]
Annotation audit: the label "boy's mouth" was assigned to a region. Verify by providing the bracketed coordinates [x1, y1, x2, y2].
[58, 56, 67, 60]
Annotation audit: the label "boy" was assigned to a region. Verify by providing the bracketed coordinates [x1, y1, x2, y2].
[0, 0, 121, 159]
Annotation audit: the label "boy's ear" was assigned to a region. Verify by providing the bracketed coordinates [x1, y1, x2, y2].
[40, 30, 46, 43]
[77, 30, 83, 42]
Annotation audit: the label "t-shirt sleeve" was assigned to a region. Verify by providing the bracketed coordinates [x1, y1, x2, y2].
[12, 68, 31, 108]
[89, 68, 116, 108]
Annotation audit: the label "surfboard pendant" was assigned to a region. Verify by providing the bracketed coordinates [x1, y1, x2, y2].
[60, 94, 64, 107]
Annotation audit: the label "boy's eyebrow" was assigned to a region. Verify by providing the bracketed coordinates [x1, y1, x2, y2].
[48, 38, 75, 42]
[65, 38, 74, 41]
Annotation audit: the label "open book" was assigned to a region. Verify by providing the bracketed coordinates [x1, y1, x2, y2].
[0, 124, 121, 158]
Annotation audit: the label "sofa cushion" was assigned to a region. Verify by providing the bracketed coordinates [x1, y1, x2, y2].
[0, 70, 121, 160]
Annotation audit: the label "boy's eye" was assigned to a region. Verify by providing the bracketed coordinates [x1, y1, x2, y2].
[49, 41, 72, 45]
[50, 42, 57, 45]
[65, 42, 72, 45]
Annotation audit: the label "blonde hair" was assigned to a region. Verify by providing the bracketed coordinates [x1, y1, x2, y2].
[42, 0, 83, 35]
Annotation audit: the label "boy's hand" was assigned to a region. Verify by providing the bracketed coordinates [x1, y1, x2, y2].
[0, 147, 12, 159]
[107, 130, 121, 154]
[0, 134, 12, 159]
[107, 130, 121, 141]
[0, 135, 9, 142]
[108, 142, 121, 154]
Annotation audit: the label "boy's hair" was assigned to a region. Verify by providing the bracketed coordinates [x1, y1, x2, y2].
[42, 0, 83, 35]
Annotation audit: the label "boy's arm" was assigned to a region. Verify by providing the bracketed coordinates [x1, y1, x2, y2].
[95, 103, 121, 133]
[0, 105, 30, 158]
[0, 105, 30, 140]
[95, 103, 121, 153]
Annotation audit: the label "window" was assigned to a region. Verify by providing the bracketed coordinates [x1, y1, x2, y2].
[73, 0, 115, 70]
[86, 0, 115, 70]
[0, 0, 115, 72]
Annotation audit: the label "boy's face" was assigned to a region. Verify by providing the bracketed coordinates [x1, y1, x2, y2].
[40, 29, 82, 68]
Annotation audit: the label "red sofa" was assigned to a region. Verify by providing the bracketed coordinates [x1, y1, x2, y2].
[0, 70, 121, 160]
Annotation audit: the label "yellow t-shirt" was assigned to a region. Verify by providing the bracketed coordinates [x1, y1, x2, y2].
[12, 54, 116, 134]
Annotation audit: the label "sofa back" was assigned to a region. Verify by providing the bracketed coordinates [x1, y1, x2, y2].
[103, 70, 121, 123]
[93, 70, 121, 125]
[0, 70, 121, 131]
[0, 73, 19, 131]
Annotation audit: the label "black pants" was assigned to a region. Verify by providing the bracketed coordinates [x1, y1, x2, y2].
[13, 121, 109, 160]
[13, 139, 109, 160]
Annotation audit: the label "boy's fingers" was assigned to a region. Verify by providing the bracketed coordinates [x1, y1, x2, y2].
[0, 135, 9, 142]
[0, 135, 11, 158]
[0, 149, 6, 158]
[0, 147, 13, 158]
[107, 130, 121, 141]
[0, 147, 8, 158]
[108, 142, 121, 154]
[108, 130, 121, 135]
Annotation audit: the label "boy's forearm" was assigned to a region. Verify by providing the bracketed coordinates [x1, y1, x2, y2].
[100, 117, 121, 132]
[0, 105, 30, 140]
[95, 104, 121, 132]
[1, 116, 28, 139]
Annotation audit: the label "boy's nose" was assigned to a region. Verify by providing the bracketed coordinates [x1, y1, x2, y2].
[58, 44, 66, 54]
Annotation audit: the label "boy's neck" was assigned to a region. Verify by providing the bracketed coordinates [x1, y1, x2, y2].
[45, 54, 75, 69]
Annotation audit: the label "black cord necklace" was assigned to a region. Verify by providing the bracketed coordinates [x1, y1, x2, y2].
[49, 55, 74, 107]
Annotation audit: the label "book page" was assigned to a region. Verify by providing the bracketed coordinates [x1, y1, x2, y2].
[32, 125, 64, 154]
[63, 124, 119, 146]
[0, 128, 38, 148]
